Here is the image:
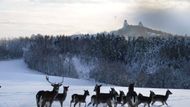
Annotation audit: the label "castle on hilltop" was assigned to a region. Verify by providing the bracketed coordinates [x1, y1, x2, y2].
[123, 19, 144, 29]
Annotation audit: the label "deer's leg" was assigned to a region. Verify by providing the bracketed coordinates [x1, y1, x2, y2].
[121, 101, 125, 106]
[92, 102, 96, 107]
[144, 103, 146, 107]
[107, 101, 112, 107]
[128, 99, 134, 107]
[74, 102, 78, 107]
[47, 101, 52, 107]
[148, 103, 150, 107]
[70, 102, 73, 107]
[93, 100, 97, 107]
[37, 99, 40, 107]
[165, 101, 168, 106]
[88, 102, 91, 106]
[49, 100, 54, 107]
[122, 98, 129, 107]
[151, 101, 155, 105]
[162, 101, 164, 105]
[85, 102, 87, 107]
[95, 102, 99, 107]
[133, 101, 139, 107]
[36, 97, 40, 107]
[114, 102, 118, 107]
[41, 100, 47, 107]
[38, 96, 44, 107]
[60, 101, 63, 107]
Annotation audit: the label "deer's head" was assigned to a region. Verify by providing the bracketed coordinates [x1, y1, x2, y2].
[64, 86, 69, 92]
[84, 90, 90, 96]
[150, 90, 155, 98]
[128, 83, 135, 92]
[94, 84, 102, 92]
[120, 90, 125, 97]
[110, 88, 118, 97]
[46, 76, 64, 92]
[166, 90, 172, 95]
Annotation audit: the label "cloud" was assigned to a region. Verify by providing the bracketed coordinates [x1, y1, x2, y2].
[130, 3, 190, 35]
[29, 0, 101, 4]
[0, 0, 190, 37]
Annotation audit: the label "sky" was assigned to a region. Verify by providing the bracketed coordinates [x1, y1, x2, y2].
[0, 0, 190, 38]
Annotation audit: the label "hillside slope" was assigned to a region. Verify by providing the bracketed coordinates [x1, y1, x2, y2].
[0, 59, 190, 107]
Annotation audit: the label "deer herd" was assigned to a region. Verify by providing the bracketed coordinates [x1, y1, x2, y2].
[34, 76, 172, 107]
[0, 76, 172, 107]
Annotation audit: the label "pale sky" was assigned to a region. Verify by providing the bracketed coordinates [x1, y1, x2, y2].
[0, 0, 190, 38]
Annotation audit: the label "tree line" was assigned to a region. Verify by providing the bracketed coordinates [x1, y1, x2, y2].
[0, 33, 190, 89]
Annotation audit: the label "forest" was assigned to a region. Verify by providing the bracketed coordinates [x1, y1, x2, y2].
[0, 33, 190, 89]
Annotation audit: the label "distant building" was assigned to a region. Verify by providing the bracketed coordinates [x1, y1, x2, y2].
[123, 20, 129, 29]
[138, 21, 144, 27]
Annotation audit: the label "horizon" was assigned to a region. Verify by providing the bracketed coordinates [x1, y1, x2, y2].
[0, 0, 190, 38]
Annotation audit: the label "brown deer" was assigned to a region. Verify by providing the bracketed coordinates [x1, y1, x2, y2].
[70, 90, 90, 107]
[135, 91, 154, 107]
[87, 94, 96, 106]
[151, 90, 172, 106]
[54, 86, 69, 107]
[114, 91, 125, 107]
[122, 83, 138, 107]
[93, 84, 118, 107]
[36, 76, 64, 107]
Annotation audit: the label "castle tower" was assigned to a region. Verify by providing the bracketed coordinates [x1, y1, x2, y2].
[138, 21, 143, 27]
[123, 19, 129, 29]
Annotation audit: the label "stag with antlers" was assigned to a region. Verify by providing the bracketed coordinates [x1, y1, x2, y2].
[36, 76, 64, 107]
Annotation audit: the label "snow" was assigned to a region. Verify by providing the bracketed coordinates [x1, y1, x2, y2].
[72, 57, 93, 79]
[0, 59, 190, 107]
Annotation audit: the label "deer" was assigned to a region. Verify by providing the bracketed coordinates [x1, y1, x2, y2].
[54, 86, 69, 107]
[151, 90, 172, 106]
[122, 83, 138, 107]
[134, 91, 154, 107]
[87, 85, 103, 107]
[92, 84, 118, 107]
[87, 94, 96, 106]
[36, 76, 64, 107]
[70, 90, 90, 107]
[114, 91, 125, 107]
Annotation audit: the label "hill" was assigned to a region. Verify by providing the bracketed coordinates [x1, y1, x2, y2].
[111, 20, 172, 38]
[0, 59, 190, 107]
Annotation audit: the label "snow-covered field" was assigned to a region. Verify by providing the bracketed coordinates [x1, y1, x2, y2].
[0, 59, 190, 107]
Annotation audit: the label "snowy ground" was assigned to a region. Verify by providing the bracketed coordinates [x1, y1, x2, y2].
[0, 59, 190, 107]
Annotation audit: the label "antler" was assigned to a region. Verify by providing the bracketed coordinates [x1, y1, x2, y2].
[46, 76, 55, 85]
[46, 75, 64, 86]
[58, 77, 64, 86]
